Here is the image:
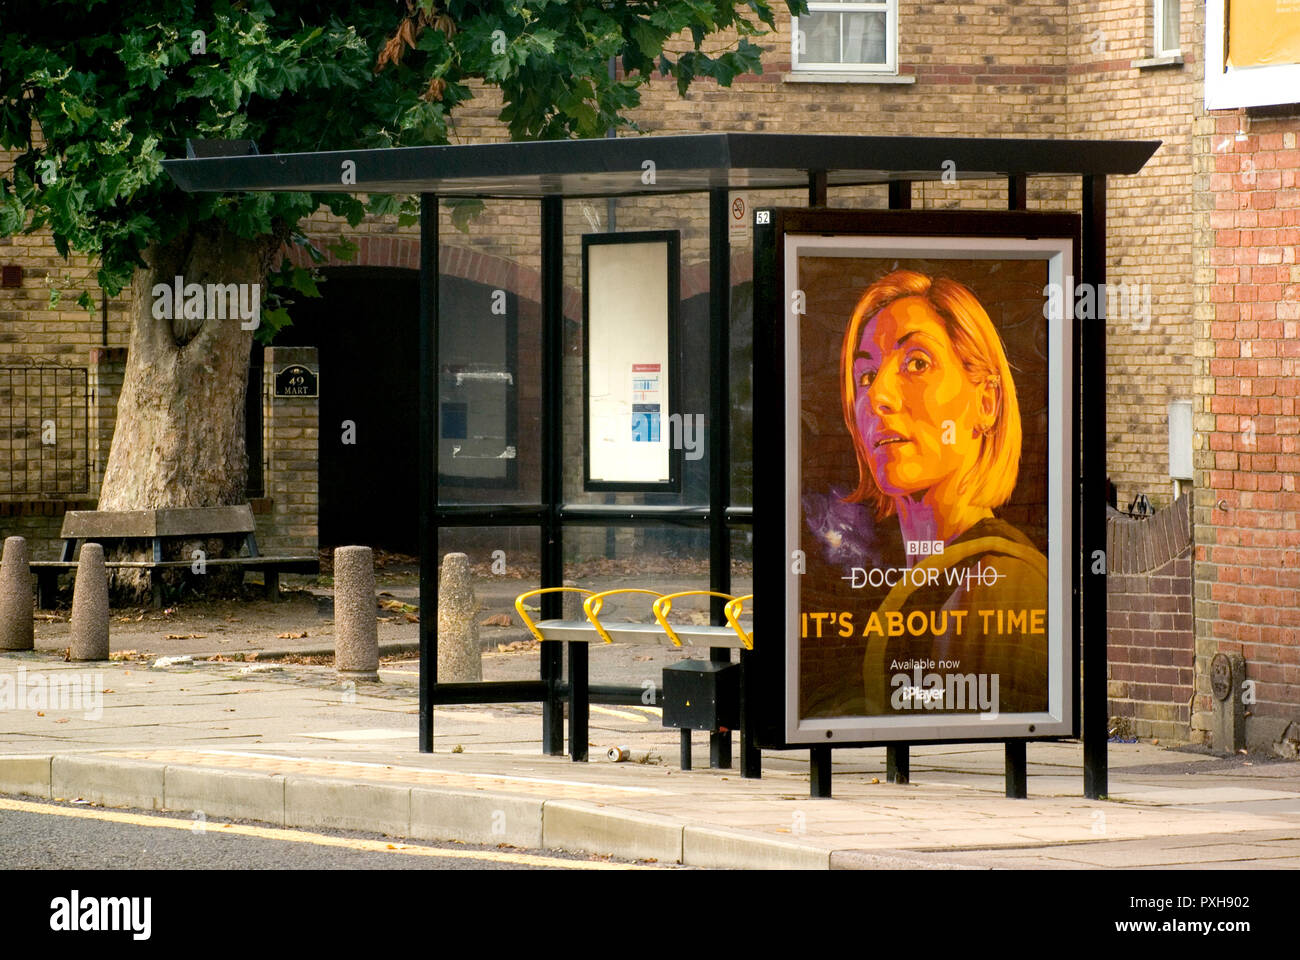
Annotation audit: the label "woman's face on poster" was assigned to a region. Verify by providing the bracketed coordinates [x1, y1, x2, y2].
[851, 296, 990, 499]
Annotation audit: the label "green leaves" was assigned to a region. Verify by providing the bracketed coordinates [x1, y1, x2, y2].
[2, 0, 791, 330]
[446, 198, 485, 233]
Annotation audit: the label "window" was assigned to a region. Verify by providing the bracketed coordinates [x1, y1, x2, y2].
[792, 1, 897, 74]
[1154, 0, 1181, 56]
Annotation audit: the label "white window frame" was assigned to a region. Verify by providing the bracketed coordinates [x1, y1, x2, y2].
[792, 1, 898, 75]
[1153, 0, 1181, 57]
[1206, 0, 1300, 109]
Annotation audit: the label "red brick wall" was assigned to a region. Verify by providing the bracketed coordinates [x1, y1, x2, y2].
[1193, 102, 1300, 750]
[1107, 495, 1195, 739]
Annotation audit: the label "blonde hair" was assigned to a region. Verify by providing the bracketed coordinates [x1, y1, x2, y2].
[839, 269, 1022, 518]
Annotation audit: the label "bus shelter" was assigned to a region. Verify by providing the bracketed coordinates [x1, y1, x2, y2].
[165, 133, 1158, 798]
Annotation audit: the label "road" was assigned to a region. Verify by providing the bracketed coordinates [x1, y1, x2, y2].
[0, 794, 666, 870]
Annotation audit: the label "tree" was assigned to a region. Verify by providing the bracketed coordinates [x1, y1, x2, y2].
[0, 0, 801, 591]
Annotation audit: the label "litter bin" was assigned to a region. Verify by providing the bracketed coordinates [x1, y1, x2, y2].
[662, 659, 740, 770]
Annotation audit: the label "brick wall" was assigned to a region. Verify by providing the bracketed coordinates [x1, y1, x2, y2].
[1106, 495, 1195, 739]
[87, 347, 125, 492]
[1067, 0, 1199, 510]
[1192, 91, 1300, 750]
[258, 346, 319, 557]
[0, 500, 93, 561]
[0, 152, 131, 360]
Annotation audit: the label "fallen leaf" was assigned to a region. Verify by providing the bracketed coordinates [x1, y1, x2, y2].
[36, 711, 44, 717]
[480, 614, 512, 627]
[633, 655, 653, 662]
[403, 613, 419, 623]
[54, 718, 69, 724]
[165, 634, 205, 640]
[276, 631, 308, 639]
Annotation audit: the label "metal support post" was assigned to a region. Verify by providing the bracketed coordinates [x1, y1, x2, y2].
[1005, 741, 1028, 798]
[418, 193, 439, 753]
[540, 195, 565, 756]
[1082, 174, 1109, 799]
[886, 744, 910, 784]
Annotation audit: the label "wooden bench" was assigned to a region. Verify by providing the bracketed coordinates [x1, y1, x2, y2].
[29, 505, 319, 608]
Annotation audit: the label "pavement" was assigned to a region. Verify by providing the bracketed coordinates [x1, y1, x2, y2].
[3, 633, 1300, 870]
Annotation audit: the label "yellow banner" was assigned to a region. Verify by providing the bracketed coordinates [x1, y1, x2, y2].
[1229, 0, 1300, 67]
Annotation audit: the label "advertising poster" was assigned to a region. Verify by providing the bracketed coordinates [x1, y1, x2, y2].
[766, 216, 1078, 744]
[582, 230, 681, 492]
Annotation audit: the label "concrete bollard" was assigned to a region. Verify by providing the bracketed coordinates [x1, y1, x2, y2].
[335, 546, 379, 681]
[69, 543, 109, 661]
[0, 536, 34, 651]
[562, 579, 582, 622]
[437, 552, 481, 682]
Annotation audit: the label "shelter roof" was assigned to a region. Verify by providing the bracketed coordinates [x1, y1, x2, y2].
[163, 133, 1160, 199]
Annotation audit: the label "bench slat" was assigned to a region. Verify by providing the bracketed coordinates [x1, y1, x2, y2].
[60, 505, 256, 539]
[30, 557, 318, 570]
[61, 510, 158, 538]
[155, 505, 255, 536]
[532, 619, 746, 649]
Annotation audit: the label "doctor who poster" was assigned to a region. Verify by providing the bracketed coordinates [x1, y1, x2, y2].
[756, 210, 1080, 745]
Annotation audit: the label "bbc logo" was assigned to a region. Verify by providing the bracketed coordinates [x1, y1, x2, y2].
[905, 540, 945, 557]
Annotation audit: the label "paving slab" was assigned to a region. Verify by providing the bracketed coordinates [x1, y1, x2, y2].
[4, 650, 1300, 869]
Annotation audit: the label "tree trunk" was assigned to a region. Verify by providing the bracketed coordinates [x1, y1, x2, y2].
[98, 223, 282, 602]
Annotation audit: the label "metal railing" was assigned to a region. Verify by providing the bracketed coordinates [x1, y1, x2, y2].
[0, 363, 90, 497]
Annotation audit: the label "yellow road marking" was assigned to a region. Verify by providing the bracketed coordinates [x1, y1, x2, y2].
[0, 797, 654, 870]
[589, 705, 650, 723]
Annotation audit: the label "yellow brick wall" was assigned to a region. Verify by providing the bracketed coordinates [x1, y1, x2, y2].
[1066, 1, 1198, 509]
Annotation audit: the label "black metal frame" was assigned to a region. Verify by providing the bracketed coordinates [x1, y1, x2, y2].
[752, 205, 1085, 798]
[161, 133, 1152, 799]
[581, 229, 683, 494]
[437, 280, 520, 491]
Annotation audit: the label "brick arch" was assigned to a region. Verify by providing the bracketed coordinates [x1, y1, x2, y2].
[284, 236, 754, 315]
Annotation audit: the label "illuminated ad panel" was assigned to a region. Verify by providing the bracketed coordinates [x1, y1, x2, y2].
[1208, 0, 1300, 108]
[753, 210, 1081, 746]
[582, 231, 681, 493]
